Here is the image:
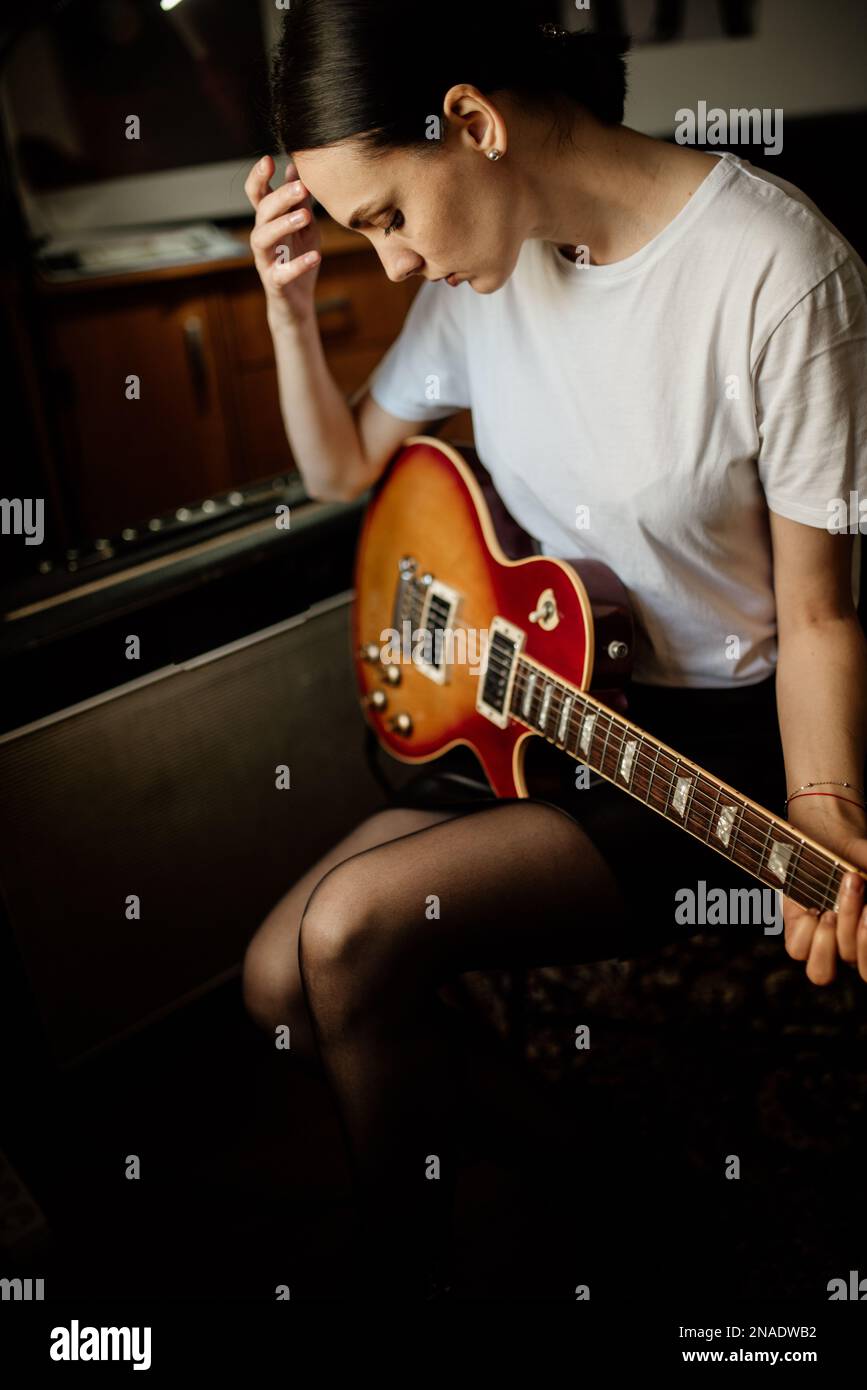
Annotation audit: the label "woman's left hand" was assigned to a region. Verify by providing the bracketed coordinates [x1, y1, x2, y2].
[782, 834, 867, 985]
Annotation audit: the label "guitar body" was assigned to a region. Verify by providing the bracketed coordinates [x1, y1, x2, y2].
[352, 436, 634, 797]
[353, 435, 865, 910]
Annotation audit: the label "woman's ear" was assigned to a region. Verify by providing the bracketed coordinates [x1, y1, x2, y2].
[442, 84, 508, 158]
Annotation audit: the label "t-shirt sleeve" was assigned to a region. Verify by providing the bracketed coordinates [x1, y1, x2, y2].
[753, 255, 867, 529]
[367, 279, 471, 421]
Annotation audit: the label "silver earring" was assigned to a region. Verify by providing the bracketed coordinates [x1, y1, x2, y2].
[486, 149, 502, 161]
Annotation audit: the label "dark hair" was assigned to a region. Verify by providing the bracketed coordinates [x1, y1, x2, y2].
[270, 1, 631, 158]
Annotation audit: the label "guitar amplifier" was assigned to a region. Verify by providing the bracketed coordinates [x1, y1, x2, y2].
[0, 592, 395, 1068]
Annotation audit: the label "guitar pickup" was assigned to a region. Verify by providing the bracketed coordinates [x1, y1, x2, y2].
[476, 616, 525, 728]
[413, 577, 461, 686]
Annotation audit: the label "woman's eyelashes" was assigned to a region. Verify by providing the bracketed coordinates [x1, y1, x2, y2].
[382, 210, 404, 237]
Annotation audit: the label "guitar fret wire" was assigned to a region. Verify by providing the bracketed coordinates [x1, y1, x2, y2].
[755, 811, 772, 867]
[550, 685, 566, 739]
[790, 841, 804, 890]
[505, 664, 844, 909]
[599, 716, 613, 774]
[648, 745, 662, 808]
[682, 770, 697, 824]
[660, 750, 675, 818]
[708, 784, 722, 844]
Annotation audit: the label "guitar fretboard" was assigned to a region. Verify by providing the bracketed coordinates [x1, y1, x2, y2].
[509, 656, 855, 916]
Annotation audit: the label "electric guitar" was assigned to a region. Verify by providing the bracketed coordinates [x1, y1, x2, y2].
[353, 436, 866, 916]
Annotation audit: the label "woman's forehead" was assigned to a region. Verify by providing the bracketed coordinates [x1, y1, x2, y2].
[294, 143, 407, 223]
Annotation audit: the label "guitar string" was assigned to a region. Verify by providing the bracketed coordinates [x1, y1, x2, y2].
[393, 591, 849, 910]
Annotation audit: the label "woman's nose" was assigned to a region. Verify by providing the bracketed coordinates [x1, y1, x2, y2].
[379, 245, 424, 283]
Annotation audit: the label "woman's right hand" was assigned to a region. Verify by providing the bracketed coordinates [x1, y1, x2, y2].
[245, 153, 322, 327]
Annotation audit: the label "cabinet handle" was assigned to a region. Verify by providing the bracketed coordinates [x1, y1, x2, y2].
[314, 294, 355, 336]
[183, 314, 209, 408]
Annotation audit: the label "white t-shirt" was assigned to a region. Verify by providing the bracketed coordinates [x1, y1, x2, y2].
[368, 150, 867, 688]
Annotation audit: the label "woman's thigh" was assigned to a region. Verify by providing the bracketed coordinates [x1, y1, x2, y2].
[296, 798, 640, 999]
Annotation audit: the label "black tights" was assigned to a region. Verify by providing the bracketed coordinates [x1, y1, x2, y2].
[294, 797, 636, 1299]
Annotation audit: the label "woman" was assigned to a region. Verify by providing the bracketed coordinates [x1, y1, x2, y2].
[241, 1, 867, 1298]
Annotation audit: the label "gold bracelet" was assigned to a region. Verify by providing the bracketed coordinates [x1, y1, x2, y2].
[784, 780, 865, 811]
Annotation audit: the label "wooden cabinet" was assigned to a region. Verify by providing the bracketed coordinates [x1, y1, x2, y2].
[45, 284, 239, 536]
[33, 222, 470, 543]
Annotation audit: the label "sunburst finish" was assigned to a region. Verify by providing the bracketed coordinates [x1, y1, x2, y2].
[352, 436, 631, 796]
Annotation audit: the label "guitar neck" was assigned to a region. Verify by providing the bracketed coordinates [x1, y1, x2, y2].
[509, 655, 861, 916]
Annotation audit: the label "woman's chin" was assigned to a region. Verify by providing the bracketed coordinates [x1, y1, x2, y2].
[467, 272, 499, 294]
[471, 264, 517, 293]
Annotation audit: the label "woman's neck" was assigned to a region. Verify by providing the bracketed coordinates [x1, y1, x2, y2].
[518, 117, 721, 267]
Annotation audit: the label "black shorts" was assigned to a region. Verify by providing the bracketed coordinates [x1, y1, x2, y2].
[382, 673, 788, 961]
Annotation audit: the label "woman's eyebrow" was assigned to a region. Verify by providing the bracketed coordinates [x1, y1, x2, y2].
[348, 200, 391, 229]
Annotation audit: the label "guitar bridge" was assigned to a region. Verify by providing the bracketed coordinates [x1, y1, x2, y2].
[476, 616, 525, 728]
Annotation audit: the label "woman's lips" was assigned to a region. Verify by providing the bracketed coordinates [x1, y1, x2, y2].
[445, 272, 460, 286]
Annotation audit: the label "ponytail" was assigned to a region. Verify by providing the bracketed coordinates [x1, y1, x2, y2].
[531, 27, 632, 126]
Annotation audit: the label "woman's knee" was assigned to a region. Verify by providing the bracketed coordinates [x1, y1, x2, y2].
[242, 806, 450, 1037]
[241, 915, 304, 1036]
[297, 860, 400, 1034]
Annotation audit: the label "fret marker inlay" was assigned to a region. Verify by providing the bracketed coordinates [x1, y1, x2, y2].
[619, 739, 638, 786]
[521, 673, 537, 720]
[557, 695, 574, 744]
[538, 683, 553, 732]
[767, 840, 793, 884]
[716, 804, 737, 847]
[579, 713, 596, 755]
[673, 776, 693, 818]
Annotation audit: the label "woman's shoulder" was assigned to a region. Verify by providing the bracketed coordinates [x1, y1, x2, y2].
[721, 152, 867, 295]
